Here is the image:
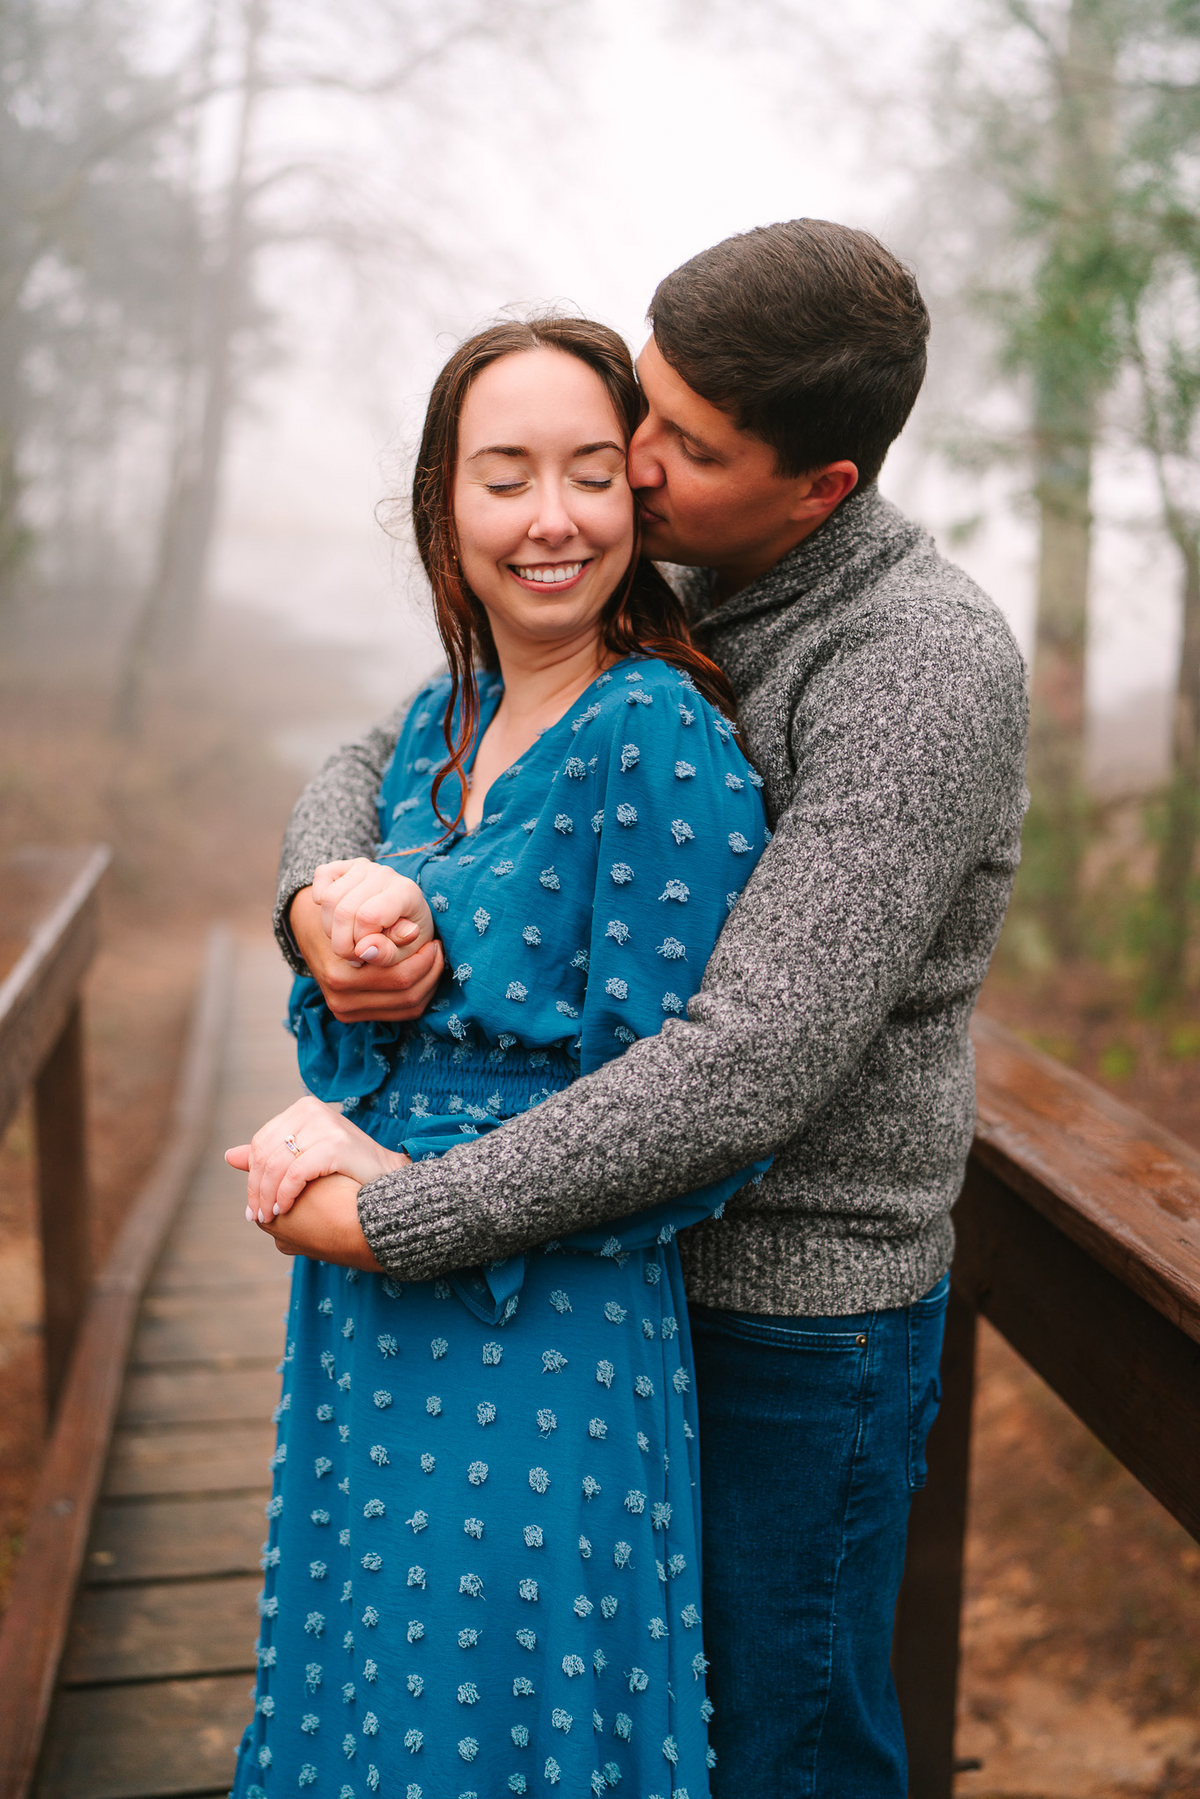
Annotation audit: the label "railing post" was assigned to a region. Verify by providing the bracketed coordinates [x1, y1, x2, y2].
[33, 998, 92, 1417]
[894, 1277, 978, 1798]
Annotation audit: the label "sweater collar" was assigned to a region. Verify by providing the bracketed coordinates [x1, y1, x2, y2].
[681, 484, 920, 637]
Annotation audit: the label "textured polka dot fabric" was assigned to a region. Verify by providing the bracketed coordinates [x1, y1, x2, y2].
[233, 657, 771, 1799]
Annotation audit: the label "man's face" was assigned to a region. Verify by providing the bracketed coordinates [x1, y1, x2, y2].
[629, 335, 856, 584]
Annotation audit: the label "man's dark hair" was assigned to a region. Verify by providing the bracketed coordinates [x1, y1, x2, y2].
[648, 219, 929, 487]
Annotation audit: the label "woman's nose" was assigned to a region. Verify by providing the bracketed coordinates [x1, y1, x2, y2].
[528, 491, 578, 547]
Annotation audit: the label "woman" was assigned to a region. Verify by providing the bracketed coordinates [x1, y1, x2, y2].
[228, 316, 771, 1799]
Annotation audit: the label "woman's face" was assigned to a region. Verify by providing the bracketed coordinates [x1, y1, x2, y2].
[452, 347, 634, 657]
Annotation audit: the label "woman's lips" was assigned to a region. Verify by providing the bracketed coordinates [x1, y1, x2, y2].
[507, 559, 592, 594]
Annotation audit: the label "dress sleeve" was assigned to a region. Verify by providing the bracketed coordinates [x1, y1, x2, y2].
[560, 675, 773, 1251]
[579, 678, 768, 1072]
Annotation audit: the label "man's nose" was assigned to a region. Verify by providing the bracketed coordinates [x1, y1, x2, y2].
[628, 421, 664, 492]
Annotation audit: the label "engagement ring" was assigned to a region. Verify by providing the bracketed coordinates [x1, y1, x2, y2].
[283, 1135, 302, 1158]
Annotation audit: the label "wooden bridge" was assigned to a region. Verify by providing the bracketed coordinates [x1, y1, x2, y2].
[0, 847, 1198, 1798]
[0, 852, 301, 1797]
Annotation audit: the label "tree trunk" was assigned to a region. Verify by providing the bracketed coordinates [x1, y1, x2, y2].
[111, 0, 262, 729]
[0, 322, 34, 621]
[1148, 521, 1200, 1003]
[1027, 418, 1094, 952]
[110, 427, 194, 733]
[157, 0, 264, 666]
[1024, 0, 1120, 956]
[0, 428, 30, 615]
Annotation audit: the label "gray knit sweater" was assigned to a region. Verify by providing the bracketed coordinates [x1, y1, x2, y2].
[274, 485, 1028, 1315]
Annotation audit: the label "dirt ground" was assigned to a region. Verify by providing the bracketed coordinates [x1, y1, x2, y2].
[2, 614, 1199, 1795]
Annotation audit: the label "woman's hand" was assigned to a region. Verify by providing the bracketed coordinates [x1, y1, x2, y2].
[254, 1173, 385, 1272]
[313, 859, 436, 969]
[225, 1094, 409, 1219]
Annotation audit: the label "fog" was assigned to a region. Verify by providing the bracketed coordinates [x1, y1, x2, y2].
[202, 0, 1176, 796]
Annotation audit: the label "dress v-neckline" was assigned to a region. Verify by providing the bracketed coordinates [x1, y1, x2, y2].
[459, 656, 634, 837]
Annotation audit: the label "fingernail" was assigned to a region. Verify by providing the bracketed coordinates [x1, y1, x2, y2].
[246, 1206, 253, 1222]
[257, 1209, 264, 1223]
[273, 1202, 280, 1216]
[359, 945, 379, 962]
[348, 958, 363, 969]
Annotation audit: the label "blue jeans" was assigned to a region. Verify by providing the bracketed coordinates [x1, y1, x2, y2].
[690, 1273, 950, 1799]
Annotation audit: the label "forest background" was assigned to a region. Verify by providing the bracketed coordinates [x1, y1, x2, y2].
[2, 0, 1200, 1792]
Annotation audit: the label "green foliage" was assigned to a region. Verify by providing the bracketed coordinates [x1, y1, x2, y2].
[1098, 1037, 1138, 1077]
[0, 0, 203, 612]
[933, 0, 1200, 979]
[1166, 1020, 1200, 1057]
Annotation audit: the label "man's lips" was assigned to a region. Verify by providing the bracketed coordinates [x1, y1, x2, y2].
[636, 500, 667, 526]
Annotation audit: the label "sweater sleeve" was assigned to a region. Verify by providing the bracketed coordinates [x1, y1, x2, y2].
[273, 700, 412, 975]
[356, 619, 1027, 1280]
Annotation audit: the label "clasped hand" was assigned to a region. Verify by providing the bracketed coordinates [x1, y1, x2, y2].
[290, 859, 446, 1024]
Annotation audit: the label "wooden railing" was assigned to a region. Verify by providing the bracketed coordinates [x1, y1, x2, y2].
[0, 847, 110, 1412]
[894, 1012, 1200, 1797]
[0, 851, 231, 1799]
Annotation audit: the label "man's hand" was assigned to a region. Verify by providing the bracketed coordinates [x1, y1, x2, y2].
[225, 1093, 410, 1218]
[291, 880, 444, 1023]
[253, 1173, 385, 1272]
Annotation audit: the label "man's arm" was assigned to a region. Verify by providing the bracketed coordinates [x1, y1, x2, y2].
[274, 703, 409, 974]
[356, 611, 1028, 1279]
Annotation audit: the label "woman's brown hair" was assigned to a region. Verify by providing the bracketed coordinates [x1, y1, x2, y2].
[410, 314, 738, 832]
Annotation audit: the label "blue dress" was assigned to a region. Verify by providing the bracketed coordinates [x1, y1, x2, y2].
[233, 655, 771, 1799]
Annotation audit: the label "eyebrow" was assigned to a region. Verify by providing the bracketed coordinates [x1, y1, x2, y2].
[466, 440, 624, 462]
[667, 419, 722, 460]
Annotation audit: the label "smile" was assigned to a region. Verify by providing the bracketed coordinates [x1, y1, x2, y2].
[511, 562, 585, 583]
[509, 560, 590, 592]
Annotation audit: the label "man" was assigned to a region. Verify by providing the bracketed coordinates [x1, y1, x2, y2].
[268, 219, 1027, 1796]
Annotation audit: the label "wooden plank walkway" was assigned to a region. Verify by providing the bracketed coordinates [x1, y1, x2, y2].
[36, 940, 301, 1799]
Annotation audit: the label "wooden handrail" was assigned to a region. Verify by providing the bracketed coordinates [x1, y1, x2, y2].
[0, 847, 110, 1410]
[0, 926, 232, 1799]
[971, 1014, 1200, 1344]
[894, 1013, 1200, 1797]
[0, 846, 111, 1130]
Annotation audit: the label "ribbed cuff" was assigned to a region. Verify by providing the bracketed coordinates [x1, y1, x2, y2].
[273, 868, 321, 977]
[356, 1159, 478, 1280]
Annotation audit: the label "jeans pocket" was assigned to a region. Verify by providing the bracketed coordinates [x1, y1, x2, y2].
[907, 1274, 950, 1490]
[691, 1306, 872, 1355]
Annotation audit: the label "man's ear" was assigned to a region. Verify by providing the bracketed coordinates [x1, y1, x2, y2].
[788, 460, 858, 523]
